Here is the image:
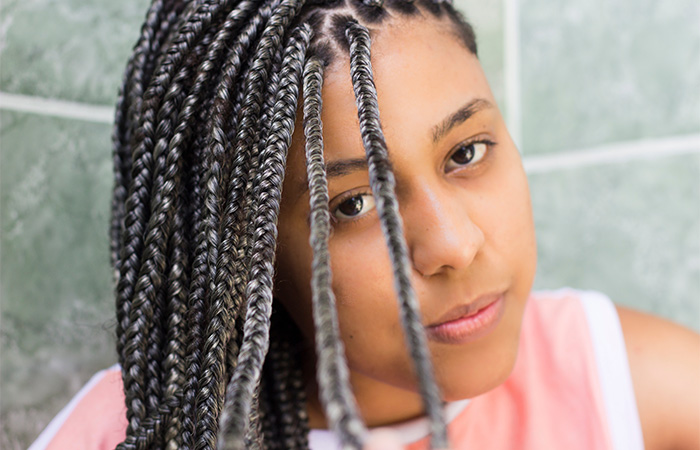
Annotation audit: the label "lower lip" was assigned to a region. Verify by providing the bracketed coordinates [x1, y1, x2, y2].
[425, 295, 505, 345]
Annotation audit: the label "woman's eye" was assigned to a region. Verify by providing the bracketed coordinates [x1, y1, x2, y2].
[445, 141, 490, 171]
[333, 193, 376, 221]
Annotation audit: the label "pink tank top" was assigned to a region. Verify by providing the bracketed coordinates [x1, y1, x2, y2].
[30, 289, 644, 450]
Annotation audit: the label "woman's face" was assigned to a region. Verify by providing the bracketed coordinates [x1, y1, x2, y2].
[275, 16, 537, 426]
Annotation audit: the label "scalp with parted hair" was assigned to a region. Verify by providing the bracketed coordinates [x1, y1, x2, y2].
[110, 0, 477, 448]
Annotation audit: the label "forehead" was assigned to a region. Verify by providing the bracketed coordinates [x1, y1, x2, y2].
[330, 16, 491, 142]
[285, 17, 494, 194]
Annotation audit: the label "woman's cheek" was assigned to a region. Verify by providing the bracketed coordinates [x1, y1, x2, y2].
[328, 223, 393, 305]
[329, 224, 404, 357]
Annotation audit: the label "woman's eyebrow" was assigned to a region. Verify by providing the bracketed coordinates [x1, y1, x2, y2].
[325, 158, 369, 178]
[431, 98, 493, 144]
[297, 158, 369, 197]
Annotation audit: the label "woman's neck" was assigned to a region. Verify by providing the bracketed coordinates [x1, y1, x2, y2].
[303, 351, 427, 429]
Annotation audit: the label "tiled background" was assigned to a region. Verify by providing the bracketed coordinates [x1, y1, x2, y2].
[1, 0, 698, 447]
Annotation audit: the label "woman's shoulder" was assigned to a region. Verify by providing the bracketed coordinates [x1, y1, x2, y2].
[421, 289, 643, 450]
[527, 288, 700, 450]
[616, 305, 700, 450]
[524, 288, 629, 359]
[29, 364, 127, 450]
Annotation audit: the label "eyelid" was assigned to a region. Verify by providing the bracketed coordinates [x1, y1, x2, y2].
[444, 136, 496, 173]
[329, 188, 376, 224]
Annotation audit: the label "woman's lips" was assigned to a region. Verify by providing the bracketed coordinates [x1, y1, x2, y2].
[425, 294, 505, 344]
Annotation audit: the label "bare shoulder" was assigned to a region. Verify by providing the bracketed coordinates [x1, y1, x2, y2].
[616, 305, 700, 450]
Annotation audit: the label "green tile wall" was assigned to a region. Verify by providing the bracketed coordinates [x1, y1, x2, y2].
[529, 154, 700, 331]
[1, 0, 150, 104]
[457, 0, 505, 106]
[520, 0, 700, 154]
[0, 0, 149, 444]
[1, 111, 117, 448]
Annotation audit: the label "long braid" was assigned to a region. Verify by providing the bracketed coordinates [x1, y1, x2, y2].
[238, 39, 288, 450]
[221, 0, 287, 381]
[113, 0, 189, 265]
[161, 182, 189, 450]
[216, 19, 311, 449]
[302, 56, 367, 450]
[157, 64, 218, 450]
[112, 0, 184, 382]
[180, 178, 209, 449]
[177, 3, 274, 448]
[247, 32, 312, 450]
[134, 35, 223, 450]
[157, 16, 255, 443]
[345, 20, 448, 449]
[118, 32, 198, 450]
[111, 0, 168, 274]
[139, 29, 210, 419]
[225, 26, 308, 449]
[178, 132, 208, 450]
[116, 1, 236, 439]
[192, 1, 290, 448]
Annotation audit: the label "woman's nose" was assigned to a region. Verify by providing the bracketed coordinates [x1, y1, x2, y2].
[404, 185, 485, 278]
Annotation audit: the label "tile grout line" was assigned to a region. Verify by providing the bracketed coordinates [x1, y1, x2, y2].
[1, 92, 698, 172]
[504, 0, 522, 152]
[0, 92, 114, 124]
[523, 134, 700, 173]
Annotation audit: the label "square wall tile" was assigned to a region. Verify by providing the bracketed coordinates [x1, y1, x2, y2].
[520, 0, 700, 154]
[455, 0, 505, 107]
[1, 111, 117, 448]
[0, 0, 150, 105]
[529, 153, 700, 331]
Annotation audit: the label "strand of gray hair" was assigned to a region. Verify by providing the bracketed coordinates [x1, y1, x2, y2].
[188, 2, 281, 448]
[216, 18, 311, 450]
[303, 56, 368, 450]
[344, 20, 448, 449]
[239, 26, 288, 450]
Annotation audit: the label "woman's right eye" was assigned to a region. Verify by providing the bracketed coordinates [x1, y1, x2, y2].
[332, 193, 376, 221]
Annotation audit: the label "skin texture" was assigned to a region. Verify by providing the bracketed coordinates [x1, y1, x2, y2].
[275, 16, 537, 428]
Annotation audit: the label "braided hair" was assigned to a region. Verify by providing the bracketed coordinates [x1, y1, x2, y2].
[110, 0, 478, 448]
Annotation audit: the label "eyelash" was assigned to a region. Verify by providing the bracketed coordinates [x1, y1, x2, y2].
[444, 138, 496, 173]
[329, 189, 376, 225]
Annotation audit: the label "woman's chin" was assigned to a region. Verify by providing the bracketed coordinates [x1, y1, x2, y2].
[439, 364, 514, 402]
[435, 341, 520, 402]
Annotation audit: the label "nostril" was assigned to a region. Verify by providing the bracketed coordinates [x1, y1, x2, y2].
[409, 217, 485, 277]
